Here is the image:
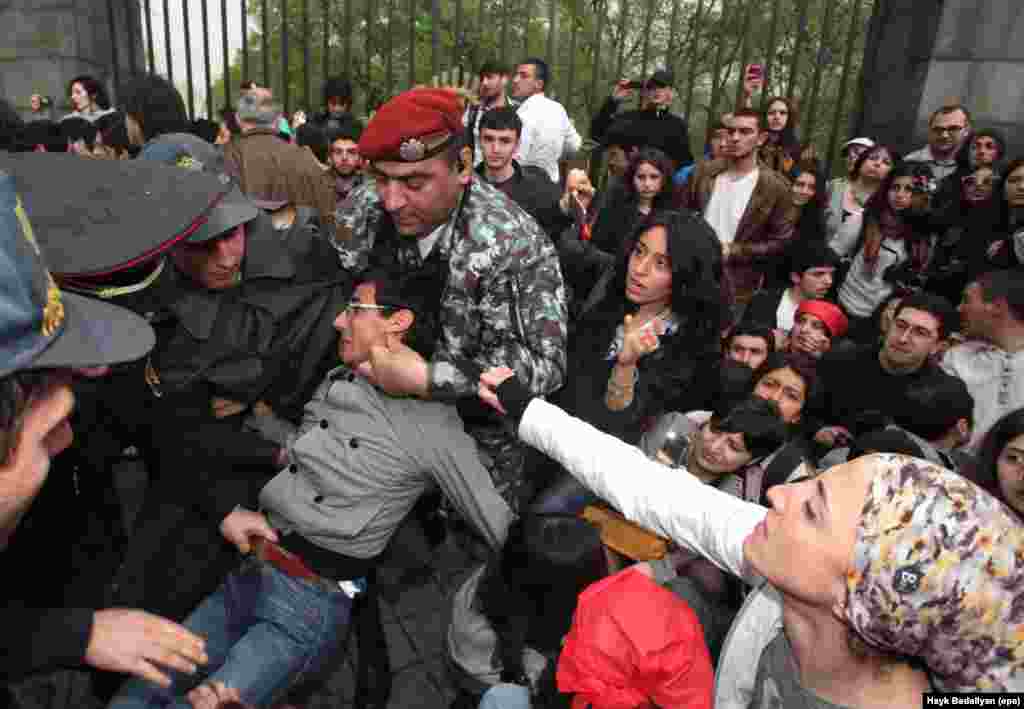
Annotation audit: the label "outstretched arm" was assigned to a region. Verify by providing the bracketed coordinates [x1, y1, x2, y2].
[480, 370, 764, 583]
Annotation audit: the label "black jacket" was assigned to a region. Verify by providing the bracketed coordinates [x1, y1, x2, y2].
[740, 288, 787, 330]
[590, 97, 694, 167]
[70, 215, 352, 622]
[475, 161, 572, 239]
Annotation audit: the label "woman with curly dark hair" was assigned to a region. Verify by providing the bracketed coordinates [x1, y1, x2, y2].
[533, 210, 727, 513]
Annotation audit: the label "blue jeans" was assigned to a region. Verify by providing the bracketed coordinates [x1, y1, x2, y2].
[109, 556, 355, 709]
[478, 683, 531, 709]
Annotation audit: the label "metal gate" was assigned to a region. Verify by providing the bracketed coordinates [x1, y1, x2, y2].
[118, 0, 877, 176]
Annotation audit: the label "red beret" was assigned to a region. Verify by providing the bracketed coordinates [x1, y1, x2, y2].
[796, 299, 849, 338]
[359, 88, 465, 163]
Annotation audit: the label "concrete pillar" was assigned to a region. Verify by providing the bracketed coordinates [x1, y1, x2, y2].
[1, 0, 144, 120]
[857, 1, 1024, 158]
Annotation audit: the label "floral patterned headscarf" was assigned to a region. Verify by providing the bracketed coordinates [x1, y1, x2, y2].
[846, 454, 1024, 691]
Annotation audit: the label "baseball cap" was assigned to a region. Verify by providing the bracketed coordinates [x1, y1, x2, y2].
[842, 137, 875, 152]
[0, 169, 154, 377]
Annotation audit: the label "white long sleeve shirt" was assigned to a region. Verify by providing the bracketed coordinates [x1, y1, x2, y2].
[515, 93, 582, 183]
[518, 398, 764, 582]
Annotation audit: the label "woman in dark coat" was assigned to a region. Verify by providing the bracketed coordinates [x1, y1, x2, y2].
[532, 209, 727, 512]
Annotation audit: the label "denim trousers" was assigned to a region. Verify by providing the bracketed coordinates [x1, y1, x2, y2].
[108, 556, 354, 709]
[478, 683, 531, 709]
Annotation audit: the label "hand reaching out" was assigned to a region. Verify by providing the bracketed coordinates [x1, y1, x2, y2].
[84, 609, 208, 688]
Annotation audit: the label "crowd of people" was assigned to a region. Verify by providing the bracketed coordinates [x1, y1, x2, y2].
[1, 54, 1023, 709]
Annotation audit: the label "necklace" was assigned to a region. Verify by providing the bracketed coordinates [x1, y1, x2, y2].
[634, 305, 672, 331]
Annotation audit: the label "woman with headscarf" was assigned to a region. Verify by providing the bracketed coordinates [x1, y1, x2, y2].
[480, 373, 1024, 705]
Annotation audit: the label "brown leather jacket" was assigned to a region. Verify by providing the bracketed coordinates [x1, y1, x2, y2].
[683, 158, 798, 300]
[223, 128, 336, 229]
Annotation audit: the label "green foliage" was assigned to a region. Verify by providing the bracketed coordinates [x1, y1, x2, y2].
[209, 0, 874, 175]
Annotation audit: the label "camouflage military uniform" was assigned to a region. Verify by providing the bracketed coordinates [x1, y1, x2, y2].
[333, 177, 568, 506]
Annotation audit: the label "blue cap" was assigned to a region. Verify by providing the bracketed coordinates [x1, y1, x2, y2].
[0, 170, 155, 377]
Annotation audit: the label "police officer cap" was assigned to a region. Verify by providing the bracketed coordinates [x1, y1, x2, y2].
[0, 168, 154, 377]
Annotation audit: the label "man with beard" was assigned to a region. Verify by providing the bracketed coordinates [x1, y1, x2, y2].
[326, 121, 365, 204]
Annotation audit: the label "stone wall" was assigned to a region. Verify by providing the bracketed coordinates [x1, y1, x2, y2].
[1, 0, 144, 120]
[858, 1, 1024, 159]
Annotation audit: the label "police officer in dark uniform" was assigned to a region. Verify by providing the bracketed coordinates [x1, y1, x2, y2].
[7, 153, 352, 628]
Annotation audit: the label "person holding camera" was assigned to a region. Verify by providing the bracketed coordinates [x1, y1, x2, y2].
[590, 69, 694, 170]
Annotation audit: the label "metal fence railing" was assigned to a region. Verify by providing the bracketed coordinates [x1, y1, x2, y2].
[116, 0, 878, 176]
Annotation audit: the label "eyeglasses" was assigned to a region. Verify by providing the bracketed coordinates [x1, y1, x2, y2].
[931, 125, 965, 135]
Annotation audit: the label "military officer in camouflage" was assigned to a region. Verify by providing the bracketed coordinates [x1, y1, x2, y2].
[332, 88, 568, 505]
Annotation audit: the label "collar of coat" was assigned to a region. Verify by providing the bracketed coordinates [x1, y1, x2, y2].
[164, 214, 300, 340]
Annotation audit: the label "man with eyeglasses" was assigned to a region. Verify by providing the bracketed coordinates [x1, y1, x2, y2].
[905, 103, 972, 182]
[810, 292, 961, 451]
[108, 268, 512, 709]
[0, 169, 211, 696]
